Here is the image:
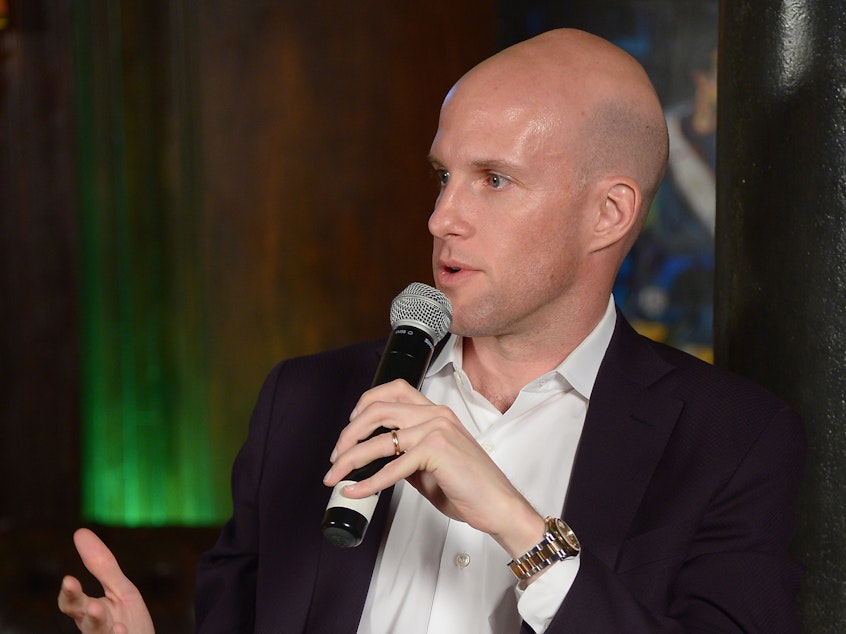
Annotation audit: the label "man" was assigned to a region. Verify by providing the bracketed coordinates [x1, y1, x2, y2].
[59, 28, 804, 633]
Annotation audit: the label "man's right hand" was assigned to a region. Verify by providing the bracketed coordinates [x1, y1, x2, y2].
[57, 528, 155, 634]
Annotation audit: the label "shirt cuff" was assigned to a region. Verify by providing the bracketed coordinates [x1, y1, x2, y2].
[515, 555, 580, 633]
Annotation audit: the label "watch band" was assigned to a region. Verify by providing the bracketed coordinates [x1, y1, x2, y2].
[508, 516, 580, 581]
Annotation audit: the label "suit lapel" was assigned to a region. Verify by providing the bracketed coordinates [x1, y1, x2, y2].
[302, 342, 387, 632]
[563, 313, 683, 570]
[305, 492, 394, 632]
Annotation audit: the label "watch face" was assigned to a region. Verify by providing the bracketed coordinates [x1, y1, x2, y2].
[553, 518, 580, 554]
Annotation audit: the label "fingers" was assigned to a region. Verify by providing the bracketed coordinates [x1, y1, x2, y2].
[58, 575, 114, 633]
[328, 411, 538, 539]
[59, 529, 156, 634]
[59, 531, 123, 634]
[349, 378, 428, 418]
[341, 423, 450, 495]
[326, 382, 547, 557]
[325, 414, 465, 496]
[330, 403, 461, 477]
[58, 575, 88, 618]
[331, 379, 441, 457]
[80, 599, 112, 633]
[327, 379, 473, 492]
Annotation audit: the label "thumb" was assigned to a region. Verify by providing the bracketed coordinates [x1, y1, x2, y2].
[73, 529, 136, 598]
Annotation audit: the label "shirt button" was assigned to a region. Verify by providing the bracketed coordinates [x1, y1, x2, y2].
[481, 442, 495, 453]
[454, 552, 471, 568]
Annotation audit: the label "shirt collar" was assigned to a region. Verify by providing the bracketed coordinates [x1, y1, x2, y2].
[426, 295, 617, 400]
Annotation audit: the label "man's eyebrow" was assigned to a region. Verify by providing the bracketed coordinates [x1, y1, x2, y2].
[470, 158, 520, 173]
[426, 155, 520, 173]
[426, 153, 444, 167]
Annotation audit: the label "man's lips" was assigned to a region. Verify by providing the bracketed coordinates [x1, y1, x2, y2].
[434, 260, 478, 287]
[436, 259, 470, 274]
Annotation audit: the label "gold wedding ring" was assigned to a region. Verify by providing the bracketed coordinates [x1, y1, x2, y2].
[391, 429, 402, 456]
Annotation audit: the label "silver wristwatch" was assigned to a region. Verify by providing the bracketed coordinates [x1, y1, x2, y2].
[508, 516, 580, 581]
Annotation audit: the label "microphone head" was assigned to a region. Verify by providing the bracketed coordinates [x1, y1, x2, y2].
[390, 282, 453, 342]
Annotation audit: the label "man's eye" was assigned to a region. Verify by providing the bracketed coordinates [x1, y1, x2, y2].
[488, 174, 509, 189]
[435, 169, 450, 185]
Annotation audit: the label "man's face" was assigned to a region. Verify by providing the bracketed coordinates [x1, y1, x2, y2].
[427, 83, 594, 339]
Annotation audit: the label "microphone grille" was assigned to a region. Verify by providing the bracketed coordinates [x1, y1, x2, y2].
[390, 282, 453, 342]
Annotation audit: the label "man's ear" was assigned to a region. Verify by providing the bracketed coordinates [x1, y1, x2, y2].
[589, 179, 641, 253]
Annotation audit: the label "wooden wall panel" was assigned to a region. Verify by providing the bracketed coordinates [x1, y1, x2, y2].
[196, 2, 497, 496]
[0, 0, 79, 521]
[0, 2, 495, 630]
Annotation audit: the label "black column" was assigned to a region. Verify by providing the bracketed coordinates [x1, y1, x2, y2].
[716, 1, 846, 630]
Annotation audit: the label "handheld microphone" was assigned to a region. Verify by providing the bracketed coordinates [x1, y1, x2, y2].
[321, 282, 453, 548]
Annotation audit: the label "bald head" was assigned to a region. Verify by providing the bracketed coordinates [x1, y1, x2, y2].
[444, 29, 669, 244]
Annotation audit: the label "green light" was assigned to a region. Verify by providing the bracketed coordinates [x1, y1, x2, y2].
[73, 0, 228, 526]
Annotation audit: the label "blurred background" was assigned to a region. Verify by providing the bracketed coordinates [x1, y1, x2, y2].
[1, 1, 717, 631]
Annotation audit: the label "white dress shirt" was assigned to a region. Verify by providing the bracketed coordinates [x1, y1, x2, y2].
[357, 297, 617, 634]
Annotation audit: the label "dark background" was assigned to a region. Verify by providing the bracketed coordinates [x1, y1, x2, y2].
[15, 2, 840, 633]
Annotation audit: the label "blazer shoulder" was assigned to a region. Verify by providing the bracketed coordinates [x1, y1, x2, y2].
[608, 312, 801, 427]
[246, 339, 386, 426]
[263, 338, 384, 388]
[654, 337, 796, 419]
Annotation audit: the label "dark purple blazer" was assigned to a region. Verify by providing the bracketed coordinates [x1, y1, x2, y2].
[195, 311, 805, 633]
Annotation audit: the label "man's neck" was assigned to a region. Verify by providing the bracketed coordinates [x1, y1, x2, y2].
[458, 298, 612, 413]
[459, 332, 578, 414]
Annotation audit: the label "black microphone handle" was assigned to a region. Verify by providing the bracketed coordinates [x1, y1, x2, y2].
[321, 325, 436, 548]
[372, 323, 436, 388]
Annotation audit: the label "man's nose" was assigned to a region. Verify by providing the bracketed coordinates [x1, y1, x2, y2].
[428, 183, 468, 239]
